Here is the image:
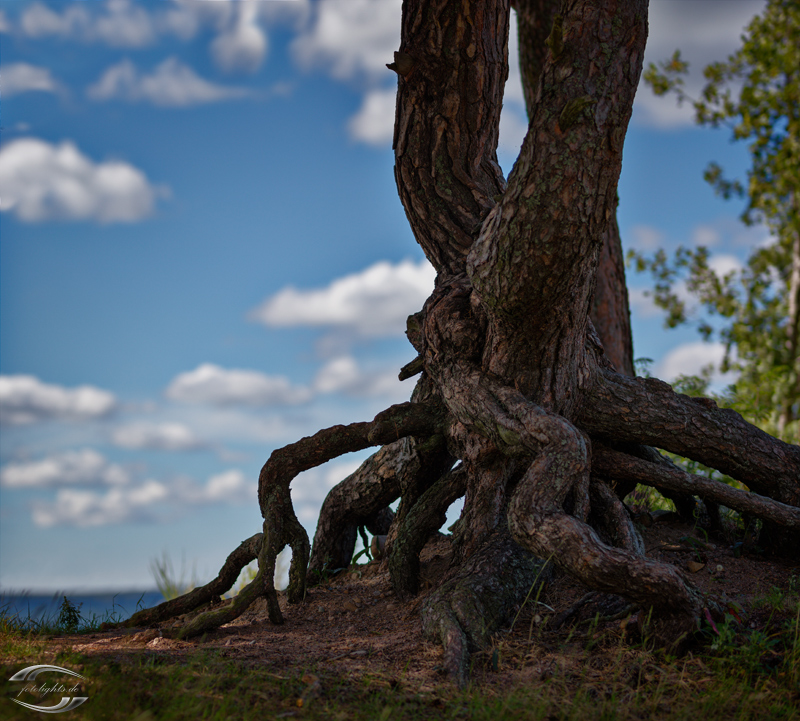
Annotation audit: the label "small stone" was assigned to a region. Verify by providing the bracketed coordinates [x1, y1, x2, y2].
[132, 629, 160, 643]
[342, 599, 358, 613]
[687, 561, 705, 573]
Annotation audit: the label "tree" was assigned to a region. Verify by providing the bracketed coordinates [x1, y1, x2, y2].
[113, 0, 800, 687]
[637, 0, 800, 442]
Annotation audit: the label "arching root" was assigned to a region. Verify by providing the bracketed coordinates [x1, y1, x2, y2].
[101, 533, 263, 631]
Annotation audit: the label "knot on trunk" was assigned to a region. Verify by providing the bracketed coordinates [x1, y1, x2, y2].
[422, 275, 487, 366]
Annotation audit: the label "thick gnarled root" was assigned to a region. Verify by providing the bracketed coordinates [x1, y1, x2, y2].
[421, 530, 550, 688]
[388, 464, 467, 598]
[106, 533, 263, 630]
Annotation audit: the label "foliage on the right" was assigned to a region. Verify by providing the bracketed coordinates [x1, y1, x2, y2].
[635, 0, 799, 443]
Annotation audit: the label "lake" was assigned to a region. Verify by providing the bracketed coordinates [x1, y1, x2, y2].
[1, 590, 166, 627]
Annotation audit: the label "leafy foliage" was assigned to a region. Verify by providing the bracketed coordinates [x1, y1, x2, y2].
[635, 0, 800, 442]
[56, 596, 83, 633]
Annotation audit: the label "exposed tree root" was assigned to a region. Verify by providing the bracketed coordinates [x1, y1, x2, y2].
[581, 369, 800, 554]
[421, 529, 550, 688]
[306, 439, 405, 584]
[389, 464, 467, 598]
[593, 443, 800, 530]
[103, 533, 263, 630]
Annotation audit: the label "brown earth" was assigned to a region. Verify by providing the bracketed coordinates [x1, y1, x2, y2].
[50, 513, 798, 695]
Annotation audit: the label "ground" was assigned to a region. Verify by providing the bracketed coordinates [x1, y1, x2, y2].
[3, 515, 798, 719]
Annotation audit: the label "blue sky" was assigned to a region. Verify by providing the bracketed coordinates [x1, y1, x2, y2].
[0, 0, 769, 592]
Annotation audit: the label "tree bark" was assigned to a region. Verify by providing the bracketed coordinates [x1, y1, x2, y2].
[151, 0, 800, 685]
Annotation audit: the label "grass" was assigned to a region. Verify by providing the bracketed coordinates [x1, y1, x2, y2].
[1, 589, 798, 720]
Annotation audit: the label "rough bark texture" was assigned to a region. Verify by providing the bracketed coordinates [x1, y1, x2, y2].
[592, 202, 635, 376]
[148, 0, 800, 685]
[422, 528, 550, 688]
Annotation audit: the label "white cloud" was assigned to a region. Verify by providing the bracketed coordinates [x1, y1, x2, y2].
[655, 341, 735, 384]
[0, 137, 167, 223]
[250, 259, 435, 337]
[111, 422, 207, 452]
[498, 105, 529, 160]
[708, 253, 743, 279]
[291, 458, 363, 524]
[91, 0, 157, 47]
[14, 1, 304, 73]
[627, 287, 661, 320]
[19, 2, 91, 39]
[165, 363, 310, 406]
[628, 225, 664, 252]
[87, 58, 252, 107]
[292, 0, 401, 81]
[0, 449, 129, 489]
[1, 63, 60, 96]
[33, 480, 170, 527]
[31, 468, 256, 527]
[0, 375, 116, 425]
[505, 10, 524, 107]
[211, 0, 267, 73]
[179, 469, 255, 505]
[20, 0, 155, 47]
[0, 10, 9, 33]
[633, 0, 766, 129]
[313, 356, 406, 400]
[348, 88, 396, 146]
[691, 224, 721, 248]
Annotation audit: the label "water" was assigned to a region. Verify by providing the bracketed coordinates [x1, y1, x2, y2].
[1, 591, 166, 627]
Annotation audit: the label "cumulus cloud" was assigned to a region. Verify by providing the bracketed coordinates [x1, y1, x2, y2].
[20, 0, 156, 47]
[291, 458, 363, 524]
[708, 253, 744, 279]
[250, 259, 435, 337]
[165, 363, 310, 406]
[14, 1, 298, 73]
[0, 375, 116, 425]
[87, 58, 252, 107]
[211, 0, 267, 73]
[633, 0, 765, 129]
[292, 0, 401, 81]
[692, 224, 721, 248]
[627, 287, 662, 320]
[0, 449, 129, 489]
[19, 2, 92, 40]
[347, 88, 396, 146]
[33, 480, 170, 527]
[31, 467, 256, 527]
[0, 137, 167, 223]
[654, 341, 737, 388]
[628, 225, 664, 252]
[1, 63, 60, 96]
[313, 356, 406, 400]
[111, 422, 208, 452]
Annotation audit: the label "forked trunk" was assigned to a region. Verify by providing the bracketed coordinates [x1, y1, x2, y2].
[125, 0, 800, 688]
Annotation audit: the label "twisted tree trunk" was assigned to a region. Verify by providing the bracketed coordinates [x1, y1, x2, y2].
[131, 0, 800, 687]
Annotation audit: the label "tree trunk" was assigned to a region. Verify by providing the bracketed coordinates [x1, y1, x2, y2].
[138, 0, 800, 687]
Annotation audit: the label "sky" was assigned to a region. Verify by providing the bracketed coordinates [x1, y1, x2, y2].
[0, 0, 770, 593]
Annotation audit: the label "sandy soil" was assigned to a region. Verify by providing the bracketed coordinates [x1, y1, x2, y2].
[51, 511, 799, 693]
